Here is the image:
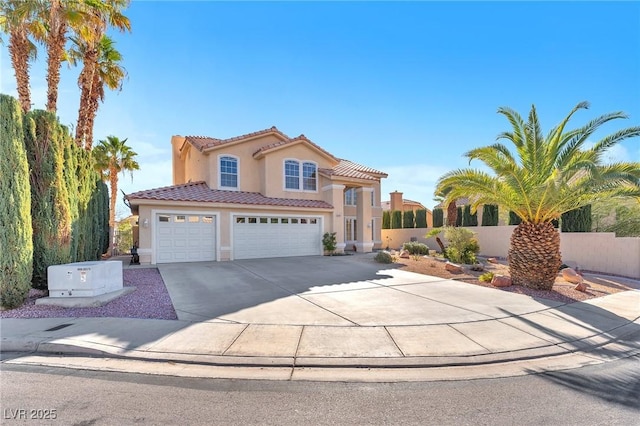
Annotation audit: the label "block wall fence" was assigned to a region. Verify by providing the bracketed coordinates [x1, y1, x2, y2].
[381, 226, 640, 279]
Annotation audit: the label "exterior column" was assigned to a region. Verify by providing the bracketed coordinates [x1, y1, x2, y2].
[356, 187, 374, 253]
[322, 184, 346, 253]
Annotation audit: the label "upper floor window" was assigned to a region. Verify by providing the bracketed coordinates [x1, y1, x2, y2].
[284, 160, 317, 191]
[345, 188, 356, 206]
[219, 155, 238, 189]
[303, 162, 317, 191]
[285, 160, 300, 190]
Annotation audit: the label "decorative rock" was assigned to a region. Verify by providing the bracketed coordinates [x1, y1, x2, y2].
[574, 281, 588, 292]
[487, 257, 498, 264]
[491, 275, 512, 287]
[399, 250, 410, 259]
[469, 263, 484, 272]
[445, 262, 463, 273]
[561, 267, 583, 285]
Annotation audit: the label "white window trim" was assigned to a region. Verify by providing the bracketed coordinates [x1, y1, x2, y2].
[218, 154, 240, 191]
[344, 188, 356, 206]
[283, 158, 318, 193]
[345, 216, 357, 243]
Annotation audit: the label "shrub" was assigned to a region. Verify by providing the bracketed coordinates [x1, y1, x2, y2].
[482, 204, 499, 226]
[479, 272, 494, 283]
[391, 210, 402, 229]
[403, 210, 415, 228]
[322, 232, 337, 254]
[0, 95, 33, 308]
[415, 209, 427, 228]
[382, 210, 391, 229]
[402, 241, 429, 255]
[443, 227, 480, 264]
[374, 251, 393, 264]
[433, 208, 444, 228]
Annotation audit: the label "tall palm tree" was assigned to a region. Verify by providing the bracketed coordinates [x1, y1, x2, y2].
[0, 0, 45, 113]
[435, 102, 640, 290]
[93, 136, 139, 254]
[72, 0, 130, 149]
[70, 34, 127, 149]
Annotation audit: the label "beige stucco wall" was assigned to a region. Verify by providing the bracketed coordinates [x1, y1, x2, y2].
[381, 227, 640, 279]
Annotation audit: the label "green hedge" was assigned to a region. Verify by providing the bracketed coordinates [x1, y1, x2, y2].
[0, 95, 33, 308]
[482, 204, 498, 226]
[463, 205, 477, 226]
[508, 211, 522, 225]
[433, 208, 444, 228]
[561, 205, 592, 232]
[403, 210, 415, 228]
[456, 206, 463, 227]
[415, 209, 427, 228]
[382, 210, 391, 229]
[391, 210, 402, 229]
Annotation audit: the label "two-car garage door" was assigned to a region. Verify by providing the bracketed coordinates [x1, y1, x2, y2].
[233, 216, 322, 260]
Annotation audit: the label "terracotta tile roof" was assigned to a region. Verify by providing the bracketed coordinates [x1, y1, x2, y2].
[185, 126, 290, 152]
[434, 197, 471, 209]
[319, 159, 388, 181]
[126, 182, 334, 209]
[252, 135, 337, 161]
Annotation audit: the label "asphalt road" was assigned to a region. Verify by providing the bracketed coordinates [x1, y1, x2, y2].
[1, 356, 639, 425]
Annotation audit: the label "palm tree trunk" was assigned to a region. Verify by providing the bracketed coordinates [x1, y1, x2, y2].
[8, 29, 31, 114]
[446, 201, 457, 226]
[108, 163, 118, 255]
[46, 0, 67, 112]
[508, 221, 561, 290]
[76, 48, 99, 148]
[84, 75, 103, 150]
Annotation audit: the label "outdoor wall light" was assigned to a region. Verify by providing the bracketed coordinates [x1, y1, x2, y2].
[143, 219, 149, 228]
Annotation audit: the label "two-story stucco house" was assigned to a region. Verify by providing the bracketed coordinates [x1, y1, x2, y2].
[125, 127, 387, 264]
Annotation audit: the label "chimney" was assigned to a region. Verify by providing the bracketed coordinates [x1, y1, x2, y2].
[390, 191, 403, 211]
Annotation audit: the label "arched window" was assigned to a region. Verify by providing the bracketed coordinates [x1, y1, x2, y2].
[284, 160, 300, 190]
[302, 162, 317, 191]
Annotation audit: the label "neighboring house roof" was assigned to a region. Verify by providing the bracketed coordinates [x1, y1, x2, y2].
[433, 197, 471, 209]
[319, 159, 388, 181]
[126, 181, 334, 209]
[381, 199, 429, 211]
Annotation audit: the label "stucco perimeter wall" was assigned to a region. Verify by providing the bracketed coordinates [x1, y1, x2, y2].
[382, 227, 640, 279]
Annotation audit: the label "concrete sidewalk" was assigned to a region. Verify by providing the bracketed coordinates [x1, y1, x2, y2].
[1, 255, 639, 381]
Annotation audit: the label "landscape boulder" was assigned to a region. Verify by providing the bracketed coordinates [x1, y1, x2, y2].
[399, 250, 410, 259]
[491, 275, 512, 287]
[445, 262, 463, 273]
[561, 267, 583, 284]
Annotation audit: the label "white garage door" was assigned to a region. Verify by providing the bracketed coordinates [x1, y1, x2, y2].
[233, 216, 322, 260]
[156, 214, 216, 263]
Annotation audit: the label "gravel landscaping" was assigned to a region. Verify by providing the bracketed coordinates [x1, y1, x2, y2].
[0, 268, 177, 320]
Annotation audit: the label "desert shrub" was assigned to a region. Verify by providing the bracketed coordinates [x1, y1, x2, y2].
[391, 210, 402, 229]
[402, 241, 429, 255]
[415, 209, 427, 228]
[403, 210, 415, 228]
[479, 272, 494, 283]
[374, 251, 393, 264]
[322, 232, 337, 254]
[444, 227, 480, 264]
[482, 204, 499, 226]
[433, 208, 444, 228]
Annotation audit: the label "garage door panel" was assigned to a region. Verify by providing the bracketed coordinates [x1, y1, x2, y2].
[156, 214, 216, 263]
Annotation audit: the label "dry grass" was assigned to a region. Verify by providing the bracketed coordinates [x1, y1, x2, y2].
[394, 256, 638, 304]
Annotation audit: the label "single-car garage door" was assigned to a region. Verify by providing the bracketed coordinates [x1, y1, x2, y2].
[233, 216, 321, 260]
[156, 214, 216, 263]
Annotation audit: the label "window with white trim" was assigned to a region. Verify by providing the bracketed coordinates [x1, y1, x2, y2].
[345, 188, 356, 206]
[220, 155, 238, 189]
[345, 218, 357, 242]
[284, 160, 300, 190]
[302, 162, 317, 191]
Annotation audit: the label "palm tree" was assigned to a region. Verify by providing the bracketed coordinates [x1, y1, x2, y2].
[435, 102, 640, 290]
[0, 0, 45, 114]
[70, 34, 127, 149]
[93, 136, 139, 254]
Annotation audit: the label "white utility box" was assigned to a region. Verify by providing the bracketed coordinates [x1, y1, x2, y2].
[47, 261, 123, 298]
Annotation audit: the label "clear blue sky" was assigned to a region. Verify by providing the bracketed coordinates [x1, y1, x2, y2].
[2, 1, 639, 217]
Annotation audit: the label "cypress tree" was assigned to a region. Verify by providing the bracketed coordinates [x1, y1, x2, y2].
[482, 204, 499, 226]
[23, 110, 73, 288]
[456, 206, 463, 227]
[403, 210, 415, 228]
[561, 205, 592, 232]
[508, 211, 522, 225]
[382, 210, 391, 229]
[0, 95, 33, 308]
[415, 209, 427, 228]
[391, 210, 402, 229]
[463, 205, 478, 226]
[433, 208, 444, 227]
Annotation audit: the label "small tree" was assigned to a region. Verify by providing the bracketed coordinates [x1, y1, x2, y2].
[482, 204, 499, 226]
[403, 210, 415, 228]
[433, 208, 444, 227]
[391, 210, 402, 229]
[322, 232, 337, 255]
[415, 209, 427, 228]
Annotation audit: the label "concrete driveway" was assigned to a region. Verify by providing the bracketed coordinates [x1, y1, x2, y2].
[158, 254, 566, 325]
